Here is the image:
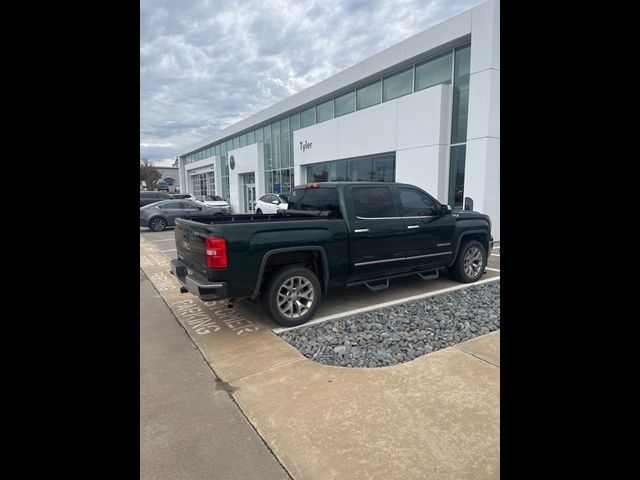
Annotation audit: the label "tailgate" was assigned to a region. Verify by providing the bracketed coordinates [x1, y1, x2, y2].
[174, 218, 211, 277]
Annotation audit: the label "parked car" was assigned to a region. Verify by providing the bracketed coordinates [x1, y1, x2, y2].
[255, 193, 288, 214]
[140, 191, 172, 207]
[172, 194, 197, 201]
[194, 195, 230, 209]
[140, 199, 231, 232]
[157, 183, 170, 192]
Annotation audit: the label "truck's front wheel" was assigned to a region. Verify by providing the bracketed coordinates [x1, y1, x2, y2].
[263, 266, 322, 327]
[450, 240, 487, 283]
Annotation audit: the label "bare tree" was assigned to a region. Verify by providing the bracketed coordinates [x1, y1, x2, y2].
[140, 159, 162, 190]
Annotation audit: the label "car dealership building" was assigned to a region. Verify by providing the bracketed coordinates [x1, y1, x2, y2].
[177, 0, 499, 240]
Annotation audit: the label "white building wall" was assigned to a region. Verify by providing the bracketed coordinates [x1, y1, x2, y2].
[293, 84, 452, 201]
[466, 0, 500, 240]
[228, 143, 264, 213]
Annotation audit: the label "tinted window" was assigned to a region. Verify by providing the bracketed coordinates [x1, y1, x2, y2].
[351, 186, 395, 217]
[160, 202, 182, 209]
[398, 188, 437, 215]
[181, 201, 198, 209]
[288, 188, 341, 216]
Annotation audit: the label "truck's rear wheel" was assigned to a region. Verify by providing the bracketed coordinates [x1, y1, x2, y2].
[450, 240, 486, 283]
[263, 266, 321, 327]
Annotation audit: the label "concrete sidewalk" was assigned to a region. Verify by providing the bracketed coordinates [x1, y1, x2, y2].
[140, 271, 290, 480]
[140, 236, 500, 479]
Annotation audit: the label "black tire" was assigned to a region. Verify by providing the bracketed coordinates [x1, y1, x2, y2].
[256, 209, 263, 214]
[450, 240, 487, 283]
[262, 265, 322, 327]
[149, 217, 167, 232]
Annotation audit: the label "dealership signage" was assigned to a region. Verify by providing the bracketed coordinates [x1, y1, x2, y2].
[299, 140, 312, 152]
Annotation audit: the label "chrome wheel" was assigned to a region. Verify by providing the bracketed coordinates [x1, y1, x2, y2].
[276, 275, 315, 319]
[463, 247, 483, 279]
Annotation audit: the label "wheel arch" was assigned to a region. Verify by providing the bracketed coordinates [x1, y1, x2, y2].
[251, 246, 329, 299]
[448, 230, 491, 267]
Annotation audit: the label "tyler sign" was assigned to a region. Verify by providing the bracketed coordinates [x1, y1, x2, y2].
[299, 140, 312, 152]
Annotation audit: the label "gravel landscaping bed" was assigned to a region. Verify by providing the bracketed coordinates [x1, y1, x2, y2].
[278, 281, 500, 368]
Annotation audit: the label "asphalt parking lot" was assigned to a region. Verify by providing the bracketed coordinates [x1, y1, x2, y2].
[140, 227, 500, 332]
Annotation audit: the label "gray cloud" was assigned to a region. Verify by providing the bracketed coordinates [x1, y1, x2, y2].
[141, 0, 482, 166]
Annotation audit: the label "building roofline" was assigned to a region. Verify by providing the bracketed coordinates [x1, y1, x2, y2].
[178, 1, 479, 157]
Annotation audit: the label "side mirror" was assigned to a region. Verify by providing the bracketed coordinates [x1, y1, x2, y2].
[441, 204, 451, 215]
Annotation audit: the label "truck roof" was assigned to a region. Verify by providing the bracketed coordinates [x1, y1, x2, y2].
[293, 181, 416, 188]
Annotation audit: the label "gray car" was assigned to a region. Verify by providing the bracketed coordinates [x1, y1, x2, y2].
[140, 199, 230, 231]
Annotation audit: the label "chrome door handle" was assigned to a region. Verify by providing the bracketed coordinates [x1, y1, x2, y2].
[407, 225, 419, 229]
[354, 229, 369, 233]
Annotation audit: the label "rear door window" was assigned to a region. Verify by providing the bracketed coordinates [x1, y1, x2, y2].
[351, 186, 396, 218]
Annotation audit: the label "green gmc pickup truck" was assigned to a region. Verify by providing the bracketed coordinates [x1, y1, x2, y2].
[170, 182, 493, 327]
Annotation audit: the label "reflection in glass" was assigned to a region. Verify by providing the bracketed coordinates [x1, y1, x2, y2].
[335, 91, 355, 117]
[449, 145, 466, 208]
[356, 81, 381, 110]
[316, 100, 333, 123]
[383, 67, 413, 102]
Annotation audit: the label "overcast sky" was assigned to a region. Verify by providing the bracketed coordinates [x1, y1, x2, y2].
[140, 0, 481, 166]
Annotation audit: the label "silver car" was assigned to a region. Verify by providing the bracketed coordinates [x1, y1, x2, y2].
[140, 199, 230, 231]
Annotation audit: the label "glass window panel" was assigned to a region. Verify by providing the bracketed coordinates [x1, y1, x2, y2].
[233, 136, 239, 149]
[247, 130, 255, 144]
[316, 100, 333, 123]
[271, 121, 281, 169]
[451, 44, 471, 144]
[282, 169, 292, 194]
[347, 157, 373, 181]
[301, 107, 315, 127]
[290, 112, 300, 131]
[373, 155, 395, 182]
[356, 81, 381, 110]
[255, 127, 263, 143]
[263, 125, 272, 170]
[351, 186, 395, 217]
[448, 145, 466, 208]
[398, 188, 436, 216]
[334, 91, 355, 117]
[309, 163, 328, 182]
[280, 117, 290, 168]
[415, 51, 452, 91]
[239, 133, 247, 147]
[328, 160, 347, 181]
[383, 67, 413, 102]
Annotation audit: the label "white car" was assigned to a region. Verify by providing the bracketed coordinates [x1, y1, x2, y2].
[195, 195, 230, 209]
[255, 193, 288, 214]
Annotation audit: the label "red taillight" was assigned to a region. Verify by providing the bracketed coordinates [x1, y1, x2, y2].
[205, 237, 228, 269]
[306, 183, 321, 189]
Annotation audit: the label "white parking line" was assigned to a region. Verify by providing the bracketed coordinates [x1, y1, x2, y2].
[485, 267, 500, 272]
[491, 253, 500, 257]
[492, 246, 500, 250]
[161, 248, 177, 253]
[149, 239, 174, 243]
[273, 276, 501, 334]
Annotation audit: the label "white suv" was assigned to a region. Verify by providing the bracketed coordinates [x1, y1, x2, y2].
[195, 195, 230, 209]
[255, 193, 288, 214]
